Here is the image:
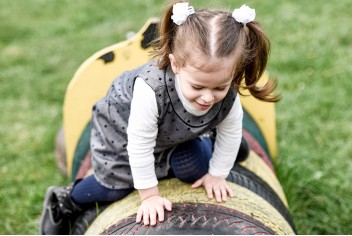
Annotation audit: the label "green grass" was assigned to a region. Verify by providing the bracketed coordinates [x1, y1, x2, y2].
[0, 0, 351, 234]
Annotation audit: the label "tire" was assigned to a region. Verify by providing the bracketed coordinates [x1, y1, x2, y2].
[72, 165, 297, 234]
[227, 165, 297, 233]
[101, 203, 276, 235]
[71, 204, 109, 235]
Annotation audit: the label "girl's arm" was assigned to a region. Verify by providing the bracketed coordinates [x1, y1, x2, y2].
[127, 78, 158, 189]
[192, 95, 243, 202]
[127, 78, 172, 225]
[209, 95, 243, 177]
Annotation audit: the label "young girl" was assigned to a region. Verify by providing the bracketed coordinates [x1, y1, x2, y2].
[40, 1, 279, 234]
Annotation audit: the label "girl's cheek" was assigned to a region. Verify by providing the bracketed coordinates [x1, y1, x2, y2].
[188, 93, 199, 101]
[215, 92, 227, 102]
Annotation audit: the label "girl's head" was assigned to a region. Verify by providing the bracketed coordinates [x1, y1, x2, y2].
[152, 0, 280, 102]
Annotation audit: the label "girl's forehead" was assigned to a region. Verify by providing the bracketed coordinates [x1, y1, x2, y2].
[185, 54, 236, 73]
[181, 58, 235, 86]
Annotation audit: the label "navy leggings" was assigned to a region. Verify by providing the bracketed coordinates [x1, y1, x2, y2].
[71, 137, 212, 206]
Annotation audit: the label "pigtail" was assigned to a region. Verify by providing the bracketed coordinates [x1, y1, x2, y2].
[151, 0, 187, 69]
[238, 22, 280, 102]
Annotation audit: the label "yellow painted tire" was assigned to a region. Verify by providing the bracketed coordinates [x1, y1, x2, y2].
[102, 203, 277, 235]
[70, 158, 296, 235]
[79, 171, 295, 235]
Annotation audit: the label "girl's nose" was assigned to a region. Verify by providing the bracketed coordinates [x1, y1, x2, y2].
[201, 92, 215, 103]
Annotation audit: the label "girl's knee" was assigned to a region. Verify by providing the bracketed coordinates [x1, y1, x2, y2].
[170, 137, 212, 183]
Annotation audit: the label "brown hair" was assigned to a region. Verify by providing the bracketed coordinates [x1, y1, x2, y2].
[151, 0, 280, 102]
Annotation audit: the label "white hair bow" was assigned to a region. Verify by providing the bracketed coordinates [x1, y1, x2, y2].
[171, 2, 195, 25]
[232, 4, 256, 26]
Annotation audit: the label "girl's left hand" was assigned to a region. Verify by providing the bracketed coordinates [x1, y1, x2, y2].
[191, 173, 234, 202]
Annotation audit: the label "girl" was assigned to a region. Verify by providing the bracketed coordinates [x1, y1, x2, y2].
[40, 1, 279, 234]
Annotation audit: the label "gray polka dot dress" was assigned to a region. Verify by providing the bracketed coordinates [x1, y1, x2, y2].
[91, 60, 237, 189]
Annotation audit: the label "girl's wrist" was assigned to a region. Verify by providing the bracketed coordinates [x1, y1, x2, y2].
[137, 186, 160, 201]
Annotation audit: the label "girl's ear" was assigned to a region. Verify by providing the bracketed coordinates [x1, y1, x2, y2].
[169, 54, 180, 74]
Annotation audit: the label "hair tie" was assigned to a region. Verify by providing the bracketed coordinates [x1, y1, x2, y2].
[171, 2, 195, 26]
[232, 4, 256, 26]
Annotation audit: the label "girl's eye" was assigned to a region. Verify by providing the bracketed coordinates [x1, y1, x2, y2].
[192, 86, 203, 90]
[216, 87, 227, 91]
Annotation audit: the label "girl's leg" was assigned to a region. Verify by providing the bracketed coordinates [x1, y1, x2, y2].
[169, 135, 250, 184]
[170, 137, 213, 183]
[71, 175, 133, 206]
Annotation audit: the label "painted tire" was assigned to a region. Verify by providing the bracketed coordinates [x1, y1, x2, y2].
[102, 203, 276, 235]
[71, 163, 296, 235]
[81, 176, 295, 235]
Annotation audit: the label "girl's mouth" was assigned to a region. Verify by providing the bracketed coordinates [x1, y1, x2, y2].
[195, 102, 212, 110]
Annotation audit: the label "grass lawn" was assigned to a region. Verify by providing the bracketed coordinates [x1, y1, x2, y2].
[0, 0, 351, 234]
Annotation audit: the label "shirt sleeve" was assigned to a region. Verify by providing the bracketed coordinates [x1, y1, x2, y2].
[208, 95, 243, 178]
[127, 77, 159, 189]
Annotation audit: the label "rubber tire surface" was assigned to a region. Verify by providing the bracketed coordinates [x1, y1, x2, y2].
[71, 205, 109, 235]
[71, 166, 296, 234]
[101, 203, 276, 235]
[227, 165, 297, 233]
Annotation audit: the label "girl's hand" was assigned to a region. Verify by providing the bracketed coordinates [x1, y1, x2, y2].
[192, 173, 234, 202]
[136, 187, 172, 226]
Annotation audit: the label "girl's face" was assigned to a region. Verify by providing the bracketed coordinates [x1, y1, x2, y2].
[169, 54, 235, 111]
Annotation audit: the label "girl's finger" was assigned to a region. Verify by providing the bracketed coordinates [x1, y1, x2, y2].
[149, 208, 157, 226]
[164, 198, 173, 211]
[136, 207, 143, 223]
[221, 186, 228, 202]
[213, 186, 222, 202]
[191, 178, 203, 188]
[205, 184, 214, 199]
[226, 184, 235, 197]
[156, 205, 165, 222]
[143, 209, 150, 226]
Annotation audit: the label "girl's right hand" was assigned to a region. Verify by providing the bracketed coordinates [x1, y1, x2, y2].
[136, 195, 172, 226]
